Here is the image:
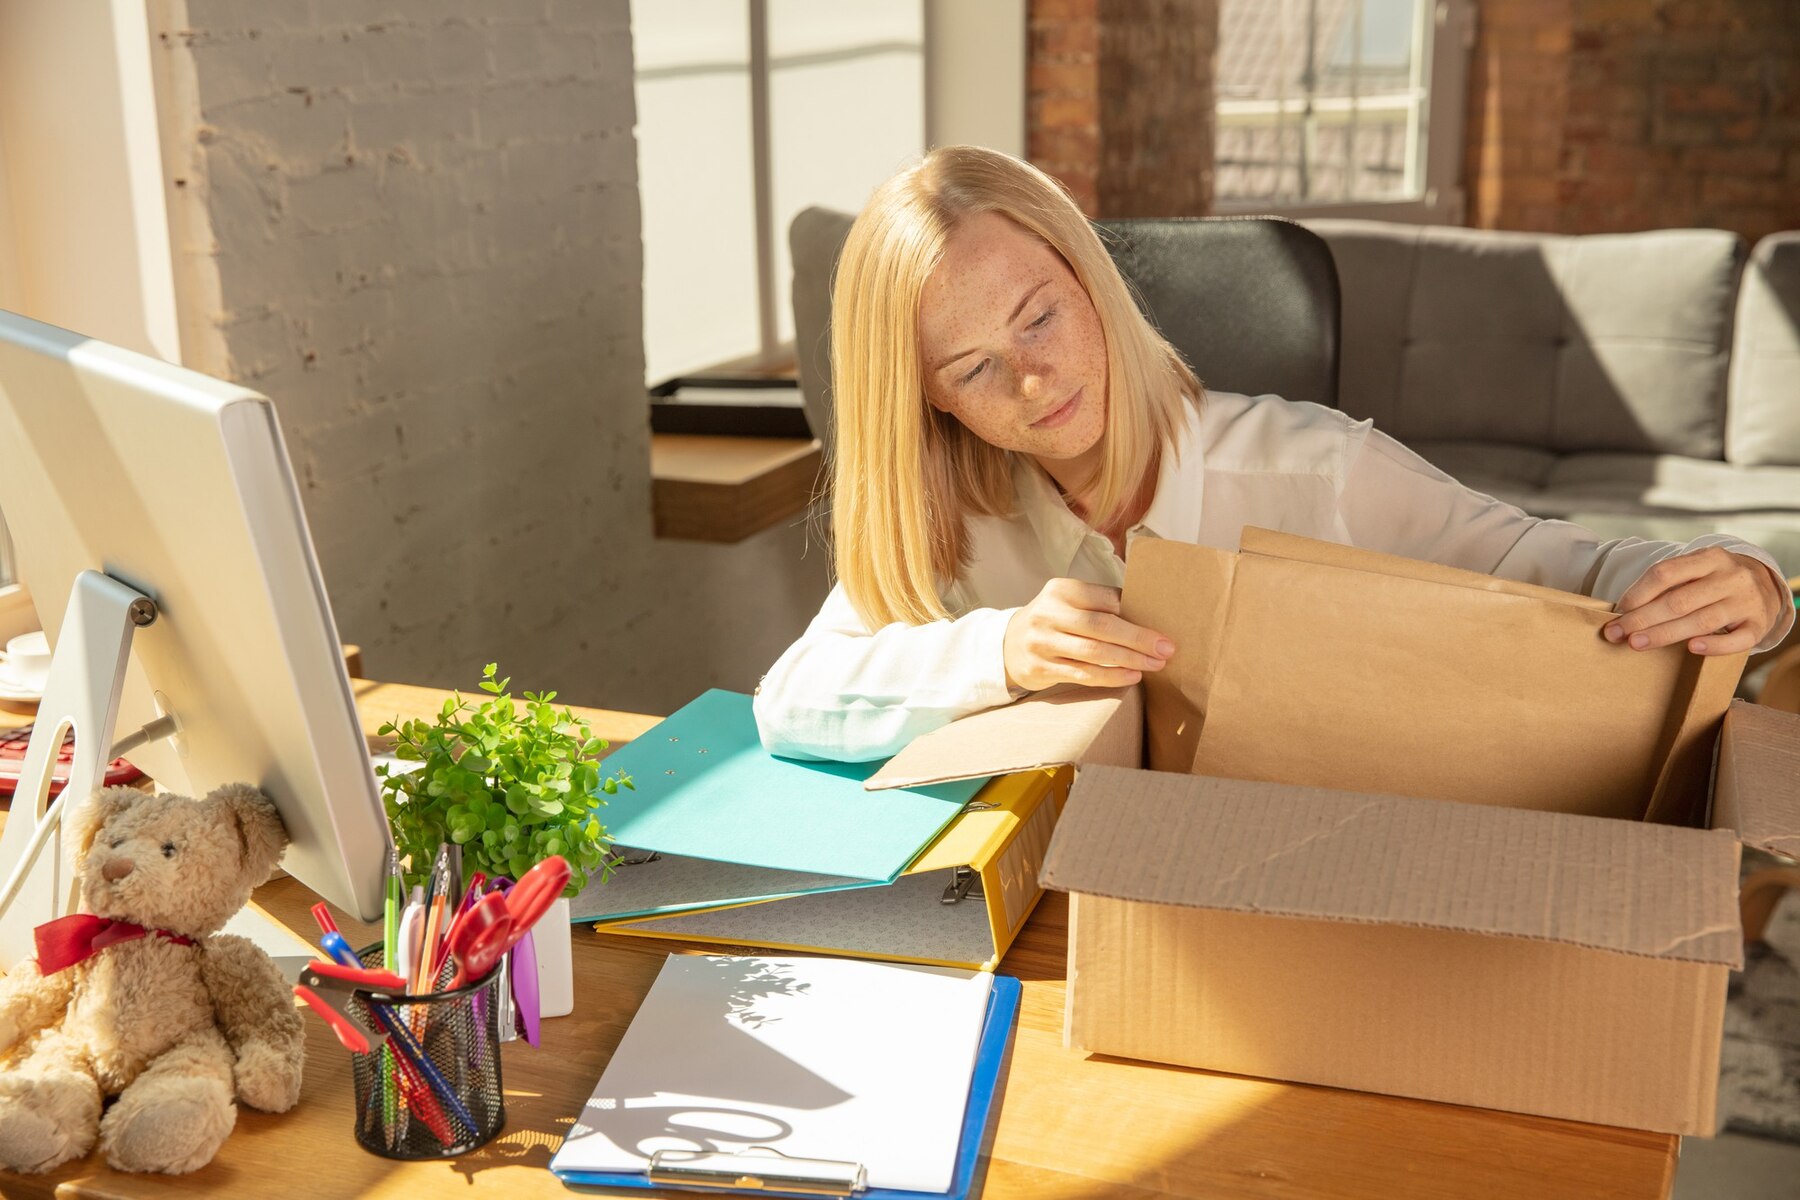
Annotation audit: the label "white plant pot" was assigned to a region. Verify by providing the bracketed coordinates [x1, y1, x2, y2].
[534, 896, 574, 1018]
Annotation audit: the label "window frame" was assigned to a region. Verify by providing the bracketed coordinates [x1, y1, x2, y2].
[1211, 0, 1474, 226]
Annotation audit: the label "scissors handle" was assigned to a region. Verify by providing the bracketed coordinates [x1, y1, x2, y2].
[294, 984, 377, 1054]
[504, 855, 571, 932]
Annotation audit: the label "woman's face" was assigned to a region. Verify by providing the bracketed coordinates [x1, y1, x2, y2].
[917, 211, 1108, 474]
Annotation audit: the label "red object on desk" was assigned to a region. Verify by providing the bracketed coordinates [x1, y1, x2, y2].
[0, 725, 144, 799]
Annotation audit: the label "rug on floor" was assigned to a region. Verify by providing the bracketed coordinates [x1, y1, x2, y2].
[1718, 850, 1800, 1143]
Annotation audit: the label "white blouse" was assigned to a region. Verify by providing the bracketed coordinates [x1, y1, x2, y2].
[754, 392, 1795, 762]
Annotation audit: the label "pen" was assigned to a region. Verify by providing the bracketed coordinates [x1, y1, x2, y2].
[319, 932, 477, 1140]
[419, 844, 451, 991]
[384, 847, 403, 971]
[444, 843, 463, 919]
[398, 886, 425, 993]
[380, 849, 404, 1148]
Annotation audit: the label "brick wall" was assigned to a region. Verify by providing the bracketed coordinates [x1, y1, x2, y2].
[1027, 0, 1216, 217]
[1468, 0, 1800, 238]
[150, 0, 828, 713]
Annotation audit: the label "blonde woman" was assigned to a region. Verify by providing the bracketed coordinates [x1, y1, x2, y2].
[754, 146, 1795, 762]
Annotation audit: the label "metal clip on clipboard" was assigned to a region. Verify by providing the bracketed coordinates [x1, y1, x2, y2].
[647, 1146, 868, 1196]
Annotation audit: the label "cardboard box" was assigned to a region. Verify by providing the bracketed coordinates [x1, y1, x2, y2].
[590, 766, 1070, 971]
[864, 532, 1800, 1135]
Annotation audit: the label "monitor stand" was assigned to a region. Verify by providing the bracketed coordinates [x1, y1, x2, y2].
[0, 570, 159, 970]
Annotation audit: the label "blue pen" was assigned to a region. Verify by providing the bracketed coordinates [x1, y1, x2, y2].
[319, 932, 479, 1137]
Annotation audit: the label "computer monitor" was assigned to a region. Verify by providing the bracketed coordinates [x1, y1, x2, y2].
[0, 310, 390, 966]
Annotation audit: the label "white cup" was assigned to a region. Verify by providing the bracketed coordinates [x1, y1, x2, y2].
[0, 630, 51, 693]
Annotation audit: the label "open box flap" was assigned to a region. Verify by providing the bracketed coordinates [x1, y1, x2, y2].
[1712, 699, 1800, 860]
[865, 683, 1141, 791]
[1040, 765, 1746, 968]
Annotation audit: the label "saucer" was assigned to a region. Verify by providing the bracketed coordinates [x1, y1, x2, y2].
[0, 674, 44, 702]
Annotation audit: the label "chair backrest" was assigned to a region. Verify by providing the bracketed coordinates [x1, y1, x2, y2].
[788, 209, 1344, 459]
[1095, 216, 1340, 411]
[789, 206, 856, 456]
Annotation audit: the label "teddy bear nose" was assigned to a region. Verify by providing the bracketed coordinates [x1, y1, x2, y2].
[102, 857, 135, 882]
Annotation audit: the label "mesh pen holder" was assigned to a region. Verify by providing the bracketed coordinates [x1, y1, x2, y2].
[346, 942, 507, 1159]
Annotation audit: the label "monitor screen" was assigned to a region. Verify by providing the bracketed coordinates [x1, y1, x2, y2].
[0, 310, 390, 959]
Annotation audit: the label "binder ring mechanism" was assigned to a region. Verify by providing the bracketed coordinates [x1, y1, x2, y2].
[648, 1146, 868, 1196]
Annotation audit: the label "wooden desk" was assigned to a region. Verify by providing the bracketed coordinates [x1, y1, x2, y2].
[0, 681, 1678, 1199]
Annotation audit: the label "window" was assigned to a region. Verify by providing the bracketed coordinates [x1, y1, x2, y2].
[633, 1, 925, 387]
[1214, 0, 1472, 223]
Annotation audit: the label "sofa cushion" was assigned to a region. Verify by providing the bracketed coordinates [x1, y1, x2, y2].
[1727, 232, 1800, 467]
[1540, 453, 1800, 516]
[1406, 443, 1800, 576]
[1411, 441, 1800, 517]
[1308, 220, 1745, 461]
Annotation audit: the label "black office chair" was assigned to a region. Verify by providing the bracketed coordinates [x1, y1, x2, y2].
[790, 208, 1343, 459]
[1095, 216, 1340, 411]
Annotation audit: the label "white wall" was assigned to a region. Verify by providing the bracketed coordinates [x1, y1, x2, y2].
[149, 0, 832, 714]
[0, 0, 179, 360]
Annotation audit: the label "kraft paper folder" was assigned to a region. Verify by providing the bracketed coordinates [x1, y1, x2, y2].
[593, 764, 1071, 970]
[568, 690, 990, 924]
[549, 955, 1022, 1200]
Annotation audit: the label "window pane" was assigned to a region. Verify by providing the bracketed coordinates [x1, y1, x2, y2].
[634, 2, 763, 384]
[767, 0, 923, 348]
[1216, 0, 1432, 205]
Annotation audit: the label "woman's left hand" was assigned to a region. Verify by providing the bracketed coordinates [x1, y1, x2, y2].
[1605, 547, 1788, 655]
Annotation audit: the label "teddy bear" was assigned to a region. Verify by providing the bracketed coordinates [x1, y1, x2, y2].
[0, 782, 305, 1175]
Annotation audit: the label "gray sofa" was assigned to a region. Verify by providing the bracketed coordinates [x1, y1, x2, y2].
[1306, 220, 1800, 578]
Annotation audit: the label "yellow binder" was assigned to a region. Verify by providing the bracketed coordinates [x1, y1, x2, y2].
[589, 767, 1070, 971]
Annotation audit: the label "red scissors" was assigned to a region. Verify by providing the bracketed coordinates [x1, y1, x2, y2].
[445, 854, 569, 989]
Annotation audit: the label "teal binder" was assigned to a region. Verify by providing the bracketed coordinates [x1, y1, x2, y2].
[571, 690, 988, 922]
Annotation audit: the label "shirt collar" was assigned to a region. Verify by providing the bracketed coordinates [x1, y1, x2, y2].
[1008, 398, 1207, 567]
[1011, 455, 1090, 574]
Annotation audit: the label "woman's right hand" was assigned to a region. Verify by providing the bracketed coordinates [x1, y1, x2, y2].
[1002, 578, 1174, 693]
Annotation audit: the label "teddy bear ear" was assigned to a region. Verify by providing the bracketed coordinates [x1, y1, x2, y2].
[209, 783, 289, 881]
[67, 786, 141, 858]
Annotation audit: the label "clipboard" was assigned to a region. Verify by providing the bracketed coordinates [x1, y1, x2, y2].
[549, 969, 1022, 1199]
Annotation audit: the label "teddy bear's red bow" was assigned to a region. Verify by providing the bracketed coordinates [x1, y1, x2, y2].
[33, 914, 197, 974]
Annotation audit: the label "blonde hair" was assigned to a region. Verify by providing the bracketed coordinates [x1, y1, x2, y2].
[831, 145, 1200, 628]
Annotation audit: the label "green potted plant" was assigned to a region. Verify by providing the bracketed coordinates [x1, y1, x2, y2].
[375, 664, 633, 1013]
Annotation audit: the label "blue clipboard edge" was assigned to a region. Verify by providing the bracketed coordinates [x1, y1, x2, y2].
[550, 972, 1024, 1200]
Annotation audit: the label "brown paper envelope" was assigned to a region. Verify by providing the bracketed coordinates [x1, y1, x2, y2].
[1122, 534, 1745, 821]
[1239, 527, 1617, 613]
[1246, 531, 1744, 821]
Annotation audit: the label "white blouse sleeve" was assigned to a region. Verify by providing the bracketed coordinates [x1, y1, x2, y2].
[1338, 423, 1796, 653]
[751, 582, 1021, 762]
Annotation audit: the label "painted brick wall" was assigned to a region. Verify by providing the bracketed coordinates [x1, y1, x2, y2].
[150, 0, 829, 714]
[1027, 0, 1216, 217]
[1468, 0, 1800, 238]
